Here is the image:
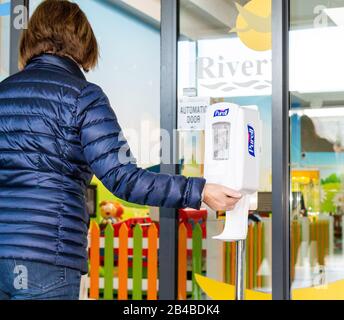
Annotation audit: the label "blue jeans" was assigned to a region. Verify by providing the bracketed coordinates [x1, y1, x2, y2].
[0, 259, 81, 300]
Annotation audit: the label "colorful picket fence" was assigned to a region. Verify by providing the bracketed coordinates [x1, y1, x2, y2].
[87, 221, 204, 300]
[87, 215, 333, 300]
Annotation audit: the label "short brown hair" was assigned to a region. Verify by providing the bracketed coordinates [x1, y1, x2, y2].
[19, 0, 98, 72]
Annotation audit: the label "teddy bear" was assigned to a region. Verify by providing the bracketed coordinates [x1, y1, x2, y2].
[99, 200, 124, 228]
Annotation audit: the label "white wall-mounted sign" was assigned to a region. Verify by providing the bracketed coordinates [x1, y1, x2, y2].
[178, 97, 210, 130]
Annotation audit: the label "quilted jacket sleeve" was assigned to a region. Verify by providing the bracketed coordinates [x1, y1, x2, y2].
[76, 83, 206, 209]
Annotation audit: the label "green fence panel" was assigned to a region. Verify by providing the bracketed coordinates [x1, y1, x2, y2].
[133, 224, 143, 300]
[192, 223, 202, 300]
[104, 223, 114, 300]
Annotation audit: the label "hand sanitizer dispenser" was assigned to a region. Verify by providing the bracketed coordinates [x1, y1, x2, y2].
[204, 102, 261, 300]
[204, 102, 261, 241]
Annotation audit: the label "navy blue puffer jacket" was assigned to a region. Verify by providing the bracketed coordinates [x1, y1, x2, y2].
[0, 54, 206, 273]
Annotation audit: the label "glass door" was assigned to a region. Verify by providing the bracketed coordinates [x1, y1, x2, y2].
[178, 0, 273, 300]
[290, 0, 344, 300]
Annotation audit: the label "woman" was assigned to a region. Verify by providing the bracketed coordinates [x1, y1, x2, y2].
[0, 0, 241, 300]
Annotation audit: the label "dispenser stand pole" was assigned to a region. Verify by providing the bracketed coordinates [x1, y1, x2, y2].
[235, 240, 246, 300]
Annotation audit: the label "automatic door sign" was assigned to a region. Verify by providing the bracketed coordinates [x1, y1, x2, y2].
[178, 97, 210, 130]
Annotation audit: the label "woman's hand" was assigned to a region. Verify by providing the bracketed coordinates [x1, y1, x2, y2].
[203, 183, 242, 211]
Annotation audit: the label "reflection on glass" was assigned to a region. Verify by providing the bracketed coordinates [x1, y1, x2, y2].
[179, 0, 272, 299]
[290, 0, 344, 299]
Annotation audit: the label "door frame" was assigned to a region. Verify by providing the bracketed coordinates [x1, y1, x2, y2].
[159, 0, 180, 300]
[271, 0, 291, 300]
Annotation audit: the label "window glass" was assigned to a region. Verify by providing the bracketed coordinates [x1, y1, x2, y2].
[290, 0, 344, 299]
[178, 0, 273, 300]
